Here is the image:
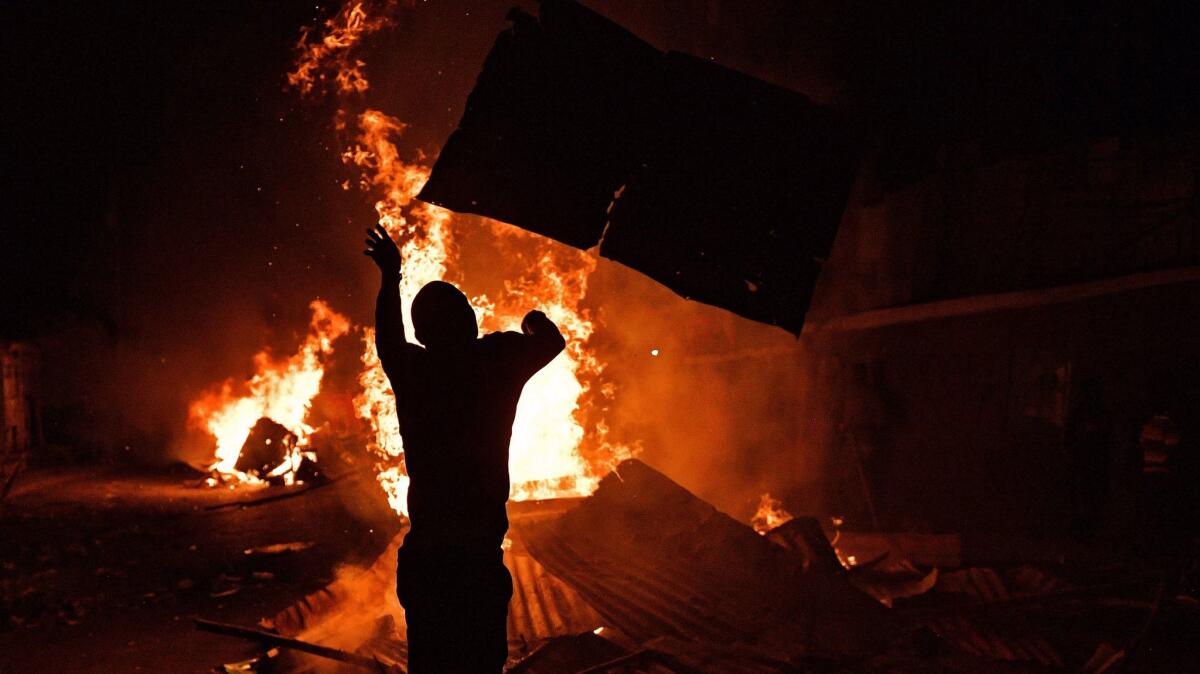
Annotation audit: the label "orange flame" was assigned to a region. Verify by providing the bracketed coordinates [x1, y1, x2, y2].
[286, 1, 398, 95]
[278, 1, 637, 514]
[751, 492, 795, 534]
[344, 111, 633, 515]
[193, 2, 637, 501]
[189, 300, 351, 483]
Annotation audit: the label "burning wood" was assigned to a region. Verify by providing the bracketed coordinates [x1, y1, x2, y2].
[194, 618, 392, 671]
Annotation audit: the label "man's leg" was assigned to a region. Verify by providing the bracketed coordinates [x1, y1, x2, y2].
[460, 551, 513, 672]
[397, 547, 459, 674]
[400, 545, 512, 673]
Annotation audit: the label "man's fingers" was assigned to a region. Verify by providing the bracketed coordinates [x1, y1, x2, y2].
[362, 225, 400, 269]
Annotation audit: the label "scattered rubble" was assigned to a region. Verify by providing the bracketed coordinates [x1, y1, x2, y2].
[235, 418, 297, 477]
[517, 460, 897, 664]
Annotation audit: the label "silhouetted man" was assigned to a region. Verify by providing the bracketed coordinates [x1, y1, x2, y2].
[364, 225, 565, 673]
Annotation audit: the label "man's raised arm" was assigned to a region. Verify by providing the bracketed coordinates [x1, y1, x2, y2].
[519, 309, 566, 372]
[364, 225, 406, 374]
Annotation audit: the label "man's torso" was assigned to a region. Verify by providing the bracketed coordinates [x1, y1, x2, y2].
[388, 333, 540, 549]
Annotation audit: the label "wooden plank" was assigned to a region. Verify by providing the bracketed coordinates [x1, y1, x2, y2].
[194, 618, 388, 671]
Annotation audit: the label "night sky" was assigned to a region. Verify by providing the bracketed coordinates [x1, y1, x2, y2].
[2, 2, 524, 336]
[6, 2, 314, 333]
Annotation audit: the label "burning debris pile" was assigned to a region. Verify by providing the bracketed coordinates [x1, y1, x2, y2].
[188, 300, 350, 486]
[185, 0, 635, 512]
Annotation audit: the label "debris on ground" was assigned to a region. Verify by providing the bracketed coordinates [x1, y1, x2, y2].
[235, 418, 297, 477]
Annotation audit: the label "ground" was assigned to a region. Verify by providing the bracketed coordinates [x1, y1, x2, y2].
[4, 463, 1198, 673]
[0, 465, 401, 673]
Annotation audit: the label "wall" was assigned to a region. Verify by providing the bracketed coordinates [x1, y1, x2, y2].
[813, 134, 1200, 320]
[1, 342, 43, 457]
[797, 244, 1200, 533]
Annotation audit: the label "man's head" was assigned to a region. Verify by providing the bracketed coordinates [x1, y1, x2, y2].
[412, 281, 478, 348]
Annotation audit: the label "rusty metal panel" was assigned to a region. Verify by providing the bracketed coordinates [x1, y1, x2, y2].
[420, 0, 855, 334]
[505, 536, 604, 648]
[514, 460, 895, 662]
[417, 0, 659, 249]
[599, 51, 855, 334]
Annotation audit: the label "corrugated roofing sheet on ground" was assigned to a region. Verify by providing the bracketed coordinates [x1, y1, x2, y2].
[514, 460, 897, 664]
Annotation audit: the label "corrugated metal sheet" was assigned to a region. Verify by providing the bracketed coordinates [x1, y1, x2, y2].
[419, 1, 855, 334]
[765, 518, 1074, 669]
[505, 519, 605, 649]
[912, 566, 1071, 667]
[514, 460, 896, 668]
[267, 470, 1080, 673]
[922, 612, 1065, 667]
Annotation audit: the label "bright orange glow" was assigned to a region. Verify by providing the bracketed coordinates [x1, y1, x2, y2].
[344, 111, 633, 515]
[189, 300, 351, 484]
[192, 2, 636, 501]
[204, 1, 637, 515]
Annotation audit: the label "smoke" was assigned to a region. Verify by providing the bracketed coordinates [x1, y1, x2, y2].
[278, 535, 406, 672]
[585, 258, 816, 519]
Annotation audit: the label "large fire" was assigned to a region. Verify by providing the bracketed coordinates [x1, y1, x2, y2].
[188, 300, 351, 483]
[188, 1, 632, 512]
[342, 106, 619, 513]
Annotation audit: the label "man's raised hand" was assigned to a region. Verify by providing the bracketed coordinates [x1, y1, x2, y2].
[364, 224, 402, 277]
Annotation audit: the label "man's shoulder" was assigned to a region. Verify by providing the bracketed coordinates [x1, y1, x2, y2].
[479, 331, 525, 346]
[477, 331, 534, 360]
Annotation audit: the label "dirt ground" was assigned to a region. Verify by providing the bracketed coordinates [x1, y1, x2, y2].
[0, 465, 401, 673]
